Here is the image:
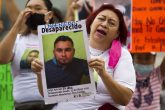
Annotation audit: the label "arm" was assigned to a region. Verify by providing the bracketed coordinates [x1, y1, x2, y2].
[65, 0, 81, 21]
[36, 73, 44, 96]
[0, 8, 31, 64]
[100, 71, 133, 105]
[31, 58, 44, 96]
[5, 0, 20, 25]
[89, 58, 133, 106]
[65, 0, 74, 21]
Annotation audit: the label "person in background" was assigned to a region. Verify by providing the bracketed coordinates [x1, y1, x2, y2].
[93, 0, 131, 10]
[160, 80, 165, 110]
[0, 0, 19, 40]
[126, 52, 165, 110]
[0, 0, 58, 109]
[65, 0, 93, 21]
[32, 4, 136, 110]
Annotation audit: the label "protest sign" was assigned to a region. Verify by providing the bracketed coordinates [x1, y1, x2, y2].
[0, 64, 14, 110]
[131, 0, 165, 52]
[38, 20, 96, 104]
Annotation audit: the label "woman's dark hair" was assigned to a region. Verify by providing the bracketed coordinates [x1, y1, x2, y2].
[86, 4, 128, 45]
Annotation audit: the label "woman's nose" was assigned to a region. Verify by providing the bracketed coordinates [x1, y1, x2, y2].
[101, 20, 108, 28]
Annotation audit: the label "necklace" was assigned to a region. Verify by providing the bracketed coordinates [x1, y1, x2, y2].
[90, 51, 104, 56]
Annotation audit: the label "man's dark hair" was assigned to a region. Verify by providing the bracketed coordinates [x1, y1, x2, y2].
[28, 50, 39, 55]
[54, 35, 74, 48]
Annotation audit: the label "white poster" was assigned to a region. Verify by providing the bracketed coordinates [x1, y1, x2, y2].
[38, 20, 96, 104]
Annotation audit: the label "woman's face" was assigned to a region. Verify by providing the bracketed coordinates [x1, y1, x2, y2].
[26, 0, 53, 26]
[90, 9, 119, 45]
[26, 0, 48, 14]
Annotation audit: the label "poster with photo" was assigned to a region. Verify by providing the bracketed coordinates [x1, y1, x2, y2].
[38, 20, 96, 104]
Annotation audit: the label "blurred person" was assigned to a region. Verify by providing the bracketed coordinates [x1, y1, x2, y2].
[65, 0, 93, 21]
[45, 35, 90, 89]
[0, 0, 59, 109]
[0, 0, 19, 40]
[93, 0, 131, 10]
[126, 52, 165, 110]
[52, 7, 63, 23]
[160, 80, 165, 110]
[32, 4, 136, 110]
[0, 0, 19, 109]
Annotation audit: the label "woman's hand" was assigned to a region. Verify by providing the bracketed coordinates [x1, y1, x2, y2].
[88, 58, 106, 77]
[65, 0, 82, 21]
[31, 58, 43, 75]
[13, 8, 32, 32]
[31, 58, 44, 96]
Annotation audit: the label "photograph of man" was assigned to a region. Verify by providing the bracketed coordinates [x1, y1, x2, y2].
[20, 49, 39, 69]
[45, 35, 91, 89]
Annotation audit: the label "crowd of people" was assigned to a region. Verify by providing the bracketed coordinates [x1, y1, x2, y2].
[0, 0, 164, 110]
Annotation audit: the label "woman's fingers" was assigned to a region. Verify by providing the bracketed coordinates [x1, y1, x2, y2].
[31, 58, 43, 74]
[89, 58, 104, 67]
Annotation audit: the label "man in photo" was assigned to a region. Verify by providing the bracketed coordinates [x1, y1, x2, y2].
[45, 35, 90, 89]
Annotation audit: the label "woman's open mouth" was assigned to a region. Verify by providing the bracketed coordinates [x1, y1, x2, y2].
[95, 29, 107, 38]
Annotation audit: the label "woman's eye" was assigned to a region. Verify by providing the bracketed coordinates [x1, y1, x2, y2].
[109, 22, 115, 26]
[98, 17, 104, 21]
[108, 21, 118, 27]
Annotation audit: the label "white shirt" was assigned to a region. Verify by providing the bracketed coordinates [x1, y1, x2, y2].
[11, 33, 43, 103]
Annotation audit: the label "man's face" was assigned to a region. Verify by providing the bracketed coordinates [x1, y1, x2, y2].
[27, 51, 39, 64]
[54, 41, 75, 65]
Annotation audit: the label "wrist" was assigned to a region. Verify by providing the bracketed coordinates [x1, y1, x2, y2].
[100, 71, 112, 80]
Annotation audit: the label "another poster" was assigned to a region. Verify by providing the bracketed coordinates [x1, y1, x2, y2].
[131, 0, 165, 52]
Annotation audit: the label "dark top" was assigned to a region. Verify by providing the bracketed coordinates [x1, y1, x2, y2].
[45, 58, 90, 89]
[20, 60, 31, 69]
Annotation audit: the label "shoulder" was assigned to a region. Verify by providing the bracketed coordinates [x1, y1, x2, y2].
[115, 47, 134, 70]
[73, 57, 87, 62]
[120, 47, 132, 61]
[15, 34, 28, 42]
[45, 59, 54, 65]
